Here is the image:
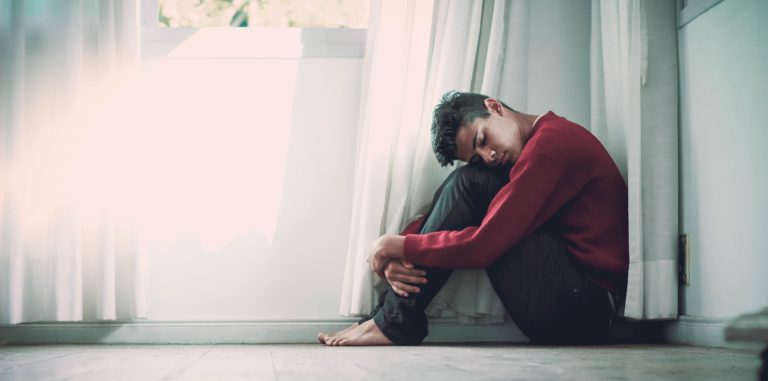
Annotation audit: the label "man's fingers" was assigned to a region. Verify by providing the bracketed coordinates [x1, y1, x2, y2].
[393, 268, 425, 277]
[391, 281, 420, 294]
[398, 260, 427, 275]
[384, 271, 426, 284]
[371, 256, 388, 275]
[386, 263, 426, 277]
[392, 286, 408, 297]
[402, 268, 427, 277]
[382, 260, 427, 295]
[390, 273, 427, 284]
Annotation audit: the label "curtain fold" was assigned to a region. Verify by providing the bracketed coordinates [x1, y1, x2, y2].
[340, 0, 533, 324]
[0, 0, 146, 324]
[340, 0, 438, 317]
[422, 0, 531, 324]
[344, 0, 679, 322]
[590, 0, 679, 319]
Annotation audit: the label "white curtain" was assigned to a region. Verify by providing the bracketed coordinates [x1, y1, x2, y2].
[0, 0, 146, 324]
[343, 0, 680, 322]
[590, 0, 678, 319]
[340, 0, 532, 323]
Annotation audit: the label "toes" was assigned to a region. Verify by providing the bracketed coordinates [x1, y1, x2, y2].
[337, 335, 352, 346]
[323, 322, 367, 347]
[317, 332, 327, 344]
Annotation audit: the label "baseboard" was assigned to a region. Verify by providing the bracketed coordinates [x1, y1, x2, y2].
[665, 315, 762, 350]
[0, 319, 527, 345]
[11, 316, 764, 348]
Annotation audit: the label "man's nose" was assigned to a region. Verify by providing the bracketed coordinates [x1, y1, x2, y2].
[483, 150, 497, 165]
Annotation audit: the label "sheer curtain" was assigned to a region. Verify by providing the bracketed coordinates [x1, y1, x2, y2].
[339, 0, 439, 318]
[590, 0, 678, 319]
[340, 0, 532, 323]
[343, 0, 680, 322]
[0, 0, 146, 324]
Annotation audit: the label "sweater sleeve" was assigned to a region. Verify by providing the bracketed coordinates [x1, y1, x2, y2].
[403, 153, 584, 268]
[400, 215, 426, 235]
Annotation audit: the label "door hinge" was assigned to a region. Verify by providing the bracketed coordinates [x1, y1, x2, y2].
[679, 233, 691, 285]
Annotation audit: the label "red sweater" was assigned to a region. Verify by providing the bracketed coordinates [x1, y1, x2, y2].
[403, 112, 629, 292]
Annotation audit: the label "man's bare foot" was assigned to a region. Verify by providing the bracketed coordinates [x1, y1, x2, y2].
[325, 319, 393, 346]
[323, 321, 363, 346]
[317, 323, 358, 344]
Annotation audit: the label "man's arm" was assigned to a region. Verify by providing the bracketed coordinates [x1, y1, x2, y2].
[383, 259, 427, 297]
[367, 216, 428, 296]
[368, 234, 406, 276]
[403, 153, 584, 269]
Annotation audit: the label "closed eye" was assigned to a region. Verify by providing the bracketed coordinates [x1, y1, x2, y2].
[475, 132, 486, 148]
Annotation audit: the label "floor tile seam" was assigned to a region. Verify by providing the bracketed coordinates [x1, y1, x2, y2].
[170, 345, 215, 380]
[0, 349, 83, 374]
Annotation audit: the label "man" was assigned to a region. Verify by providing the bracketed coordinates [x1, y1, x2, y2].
[319, 91, 629, 346]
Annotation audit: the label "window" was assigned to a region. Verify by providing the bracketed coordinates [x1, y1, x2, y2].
[158, 0, 369, 28]
[142, 0, 367, 59]
[678, 0, 724, 27]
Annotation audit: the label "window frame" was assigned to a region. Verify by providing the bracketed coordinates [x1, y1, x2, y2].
[141, 0, 367, 59]
[677, 0, 725, 27]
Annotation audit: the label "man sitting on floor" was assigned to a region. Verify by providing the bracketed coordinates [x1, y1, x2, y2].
[319, 91, 629, 346]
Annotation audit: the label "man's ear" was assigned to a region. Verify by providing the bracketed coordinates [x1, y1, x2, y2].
[484, 98, 503, 116]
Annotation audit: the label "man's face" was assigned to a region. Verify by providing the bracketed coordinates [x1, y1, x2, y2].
[454, 99, 524, 167]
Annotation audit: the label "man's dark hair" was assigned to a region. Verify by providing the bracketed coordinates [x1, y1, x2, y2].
[431, 91, 515, 166]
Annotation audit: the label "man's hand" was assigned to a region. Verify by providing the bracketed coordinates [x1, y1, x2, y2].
[383, 259, 427, 297]
[367, 234, 406, 276]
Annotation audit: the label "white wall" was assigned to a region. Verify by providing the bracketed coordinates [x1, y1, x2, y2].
[136, 0, 590, 320]
[18, 0, 760, 337]
[138, 0, 594, 322]
[140, 56, 362, 320]
[527, 0, 591, 126]
[678, 0, 768, 319]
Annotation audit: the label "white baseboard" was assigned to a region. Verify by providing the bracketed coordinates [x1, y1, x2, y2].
[9, 316, 765, 348]
[0, 320, 527, 345]
[665, 315, 763, 350]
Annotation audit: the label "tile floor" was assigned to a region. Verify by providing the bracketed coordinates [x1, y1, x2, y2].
[0, 343, 762, 380]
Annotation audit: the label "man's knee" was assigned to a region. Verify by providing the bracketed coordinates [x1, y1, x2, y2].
[446, 164, 509, 210]
[421, 164, 510, 233]
[451, 164, 506, 193]
[448, 164, 483, 193]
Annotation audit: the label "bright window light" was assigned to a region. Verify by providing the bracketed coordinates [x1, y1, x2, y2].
[158, 0, 369, 28]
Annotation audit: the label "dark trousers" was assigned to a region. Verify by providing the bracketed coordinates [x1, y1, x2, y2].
[362, 164, 616, 345]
